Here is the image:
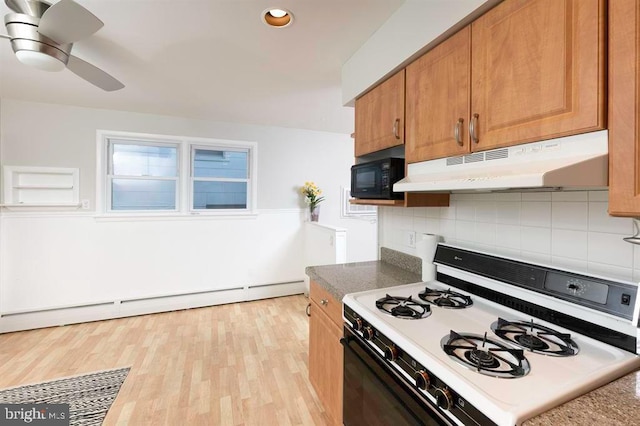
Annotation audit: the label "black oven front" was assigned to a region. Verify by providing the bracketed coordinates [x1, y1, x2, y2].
[342, 326, 452, 426]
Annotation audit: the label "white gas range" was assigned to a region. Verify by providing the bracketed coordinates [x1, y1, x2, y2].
[341, 244, 640, 426]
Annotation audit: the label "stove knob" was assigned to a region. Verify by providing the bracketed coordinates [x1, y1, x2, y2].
[353, 318, 364, 331]
[384, 345, 399, 361]
[362, 326, 374, 340]
[435, 387, 453, 411]
[414, 370, 430, 390]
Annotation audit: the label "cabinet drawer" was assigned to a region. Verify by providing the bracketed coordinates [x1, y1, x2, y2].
[310, 280, 343, 328]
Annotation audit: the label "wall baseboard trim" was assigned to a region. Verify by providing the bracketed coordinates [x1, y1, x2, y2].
[0, 281, 305, 334]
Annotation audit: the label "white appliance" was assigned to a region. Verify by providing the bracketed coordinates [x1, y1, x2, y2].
[342, 244, 640, 426]
[393, 130, 608, 193]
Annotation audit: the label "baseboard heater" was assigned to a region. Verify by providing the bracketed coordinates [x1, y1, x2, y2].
[0, 280, 305, 317]
[0, 301, 115, 318]
[119, 286, 245, 304]
[247, 279, 304, 289]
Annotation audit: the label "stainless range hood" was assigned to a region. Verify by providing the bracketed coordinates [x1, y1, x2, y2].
[394, 130, 608, 193]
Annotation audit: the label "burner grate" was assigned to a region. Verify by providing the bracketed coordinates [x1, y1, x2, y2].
[491, 318, 579, 356]
[441, 331, 530, 378]
[418, 287, 473, 309]
[375, 295, 431, 319]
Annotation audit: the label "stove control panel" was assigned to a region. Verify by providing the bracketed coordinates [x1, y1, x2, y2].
[435, 244, 639, 321]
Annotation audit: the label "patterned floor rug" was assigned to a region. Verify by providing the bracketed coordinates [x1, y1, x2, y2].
[0, 367, 130, 425]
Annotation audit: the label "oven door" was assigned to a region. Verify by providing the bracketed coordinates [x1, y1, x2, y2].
[342, 327, 453, 426]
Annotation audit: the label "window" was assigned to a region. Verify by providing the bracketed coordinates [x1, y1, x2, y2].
[191, 147, 250, 210]
[98, 131, 257, 215]
[107, 140, 179, 211]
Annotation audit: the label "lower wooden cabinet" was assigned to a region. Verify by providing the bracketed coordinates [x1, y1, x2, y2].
[308, 281, 343, 425]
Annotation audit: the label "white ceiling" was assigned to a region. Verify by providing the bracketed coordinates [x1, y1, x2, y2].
[0, 0, 406, 134]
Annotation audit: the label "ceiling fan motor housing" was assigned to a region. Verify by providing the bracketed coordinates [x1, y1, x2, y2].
[6, 0, 51, 18]
[5, 12, 72, 67]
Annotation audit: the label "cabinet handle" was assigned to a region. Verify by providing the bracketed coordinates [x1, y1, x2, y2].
[320, 299, 328, 306]
[393, 118, 400, 139]
[454, 118, 464, 146]
[469, 113, 479, 144]
[306, 303, 311, 317]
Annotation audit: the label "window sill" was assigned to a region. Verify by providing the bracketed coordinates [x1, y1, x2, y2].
[94, 211, 259, 222]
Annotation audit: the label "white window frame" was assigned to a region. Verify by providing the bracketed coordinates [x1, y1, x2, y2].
[189, 144, 253, 213]
[96, 130, 258, 217]
[106, 138, 180, 213]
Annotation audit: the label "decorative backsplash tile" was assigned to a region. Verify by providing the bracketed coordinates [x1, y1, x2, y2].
[379, 191, 639, 284]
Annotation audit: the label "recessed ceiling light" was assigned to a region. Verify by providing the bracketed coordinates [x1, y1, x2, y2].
[269, 9, 287, 18]
[262, 7, 294, 28]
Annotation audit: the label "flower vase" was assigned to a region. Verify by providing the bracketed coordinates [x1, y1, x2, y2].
[310, 205, 320, 222]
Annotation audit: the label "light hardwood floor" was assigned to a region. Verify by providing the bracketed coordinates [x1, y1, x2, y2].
[0, 295, 330, 425]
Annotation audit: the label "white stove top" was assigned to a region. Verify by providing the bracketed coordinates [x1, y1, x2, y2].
[343, 280, 640, 426]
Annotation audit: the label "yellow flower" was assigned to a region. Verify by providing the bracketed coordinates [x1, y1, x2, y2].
[301, 181, 325, 208]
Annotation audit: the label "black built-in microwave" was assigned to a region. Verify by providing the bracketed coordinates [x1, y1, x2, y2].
[351, 158, 405, 199]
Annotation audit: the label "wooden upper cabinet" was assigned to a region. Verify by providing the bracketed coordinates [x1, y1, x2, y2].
[406, 26, 471, 163]
[470, 0, 605, 151]
[354, 70, 405, 156]
[608, 0, 640, 216]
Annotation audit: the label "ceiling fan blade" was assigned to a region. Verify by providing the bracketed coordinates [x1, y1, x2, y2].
[38, 0, 103, 44]
[67, 55, 124, 91]
[0, 34, 11, 39]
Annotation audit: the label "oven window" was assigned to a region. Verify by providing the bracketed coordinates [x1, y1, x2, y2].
[356, 170, 377, 189]
[343, 330, 450, 426]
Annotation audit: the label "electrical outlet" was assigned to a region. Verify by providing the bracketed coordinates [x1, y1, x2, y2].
[81, 199, 90, 210]
[404, 231, 416, 248]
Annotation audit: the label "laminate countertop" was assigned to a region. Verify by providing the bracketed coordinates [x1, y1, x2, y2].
[305, 247, 640, 425]
[523, 369, 640, 426]
[305, 247, 423, 302]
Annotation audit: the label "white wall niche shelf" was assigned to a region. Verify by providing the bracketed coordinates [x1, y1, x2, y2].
[3, 166, 80, 209]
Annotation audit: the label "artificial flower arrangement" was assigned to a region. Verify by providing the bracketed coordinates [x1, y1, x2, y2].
[301, 181, 325, 220]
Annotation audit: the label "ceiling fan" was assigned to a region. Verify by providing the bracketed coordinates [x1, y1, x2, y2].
[0, 0, 124, 91]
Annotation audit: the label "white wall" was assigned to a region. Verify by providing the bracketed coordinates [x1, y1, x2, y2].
[0, 99, 376, 330]
[341, 0, 493, 104]
[379, 192, 640, 284]
[1, 100, 350, 210]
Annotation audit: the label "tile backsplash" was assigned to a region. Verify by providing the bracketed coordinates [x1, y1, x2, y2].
[378, 191, 640, 283]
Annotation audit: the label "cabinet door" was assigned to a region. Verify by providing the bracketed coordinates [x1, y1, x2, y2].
[355, 70, 405, 156]
[309, 300, 343, 425]
[609, 0, 640, 216]
[471, 0, 605, 151]
[406, 26, 471, 163]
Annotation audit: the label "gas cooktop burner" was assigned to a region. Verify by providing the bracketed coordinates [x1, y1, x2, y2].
[441, 331, 530, 378]
[491, 318, 579, 356]
[375, 294, 431, 319]
[418, 286, 473, 309]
